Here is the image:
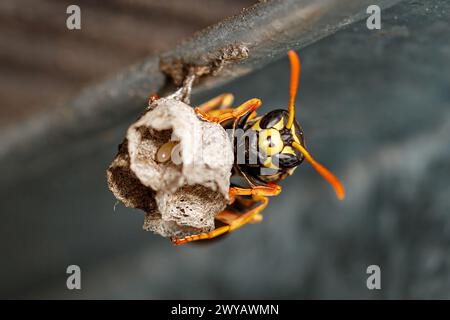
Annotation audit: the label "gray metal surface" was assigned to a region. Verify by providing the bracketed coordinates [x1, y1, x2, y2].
[0, 0, 399, 182]
[0, 0, 256, 125]
[1, 0, 450, 299]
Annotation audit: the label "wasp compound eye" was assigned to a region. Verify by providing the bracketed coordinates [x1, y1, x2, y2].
[273, 151, 301, 168]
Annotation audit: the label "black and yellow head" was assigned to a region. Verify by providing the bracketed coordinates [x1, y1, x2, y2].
[243, 109, 306, 182]
[236, 50, 345, 200]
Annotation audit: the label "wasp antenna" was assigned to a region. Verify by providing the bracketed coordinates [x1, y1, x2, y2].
[292, 141, 345, 200]
[286, 50, 301, 130]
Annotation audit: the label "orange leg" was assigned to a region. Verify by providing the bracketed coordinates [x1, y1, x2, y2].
[228, 183, 281, 204]
[215, 207, 262, 225]
[148, 94, 160, 105]
[171, 195, 269, 245]
[217, 197, 264, 224]
[207, 108, 258, 122]
[235, 195, 256, 207]
[171, 184, 281, 245]
[195, 98, 262, 124]
[234, 197, 264, 223]
[215, 209, 241, 225]
[196, 93, 234, 112]
[228, 195, 269, 230]
[146, 94, 160, 111]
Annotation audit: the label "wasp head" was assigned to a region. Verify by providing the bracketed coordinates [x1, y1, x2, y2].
[241, 50, 345, 200]
[249, 109, 305, 171]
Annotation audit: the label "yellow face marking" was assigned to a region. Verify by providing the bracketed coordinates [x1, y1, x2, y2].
[251, 118, 262, 131]
[263, 156, 279, 169]
[272, 117, 284, 130]
[291, 126, 301, 145]
[287, 167, 297, 176]
[259, 129, 283, 156]
[281, 145, 296, 156]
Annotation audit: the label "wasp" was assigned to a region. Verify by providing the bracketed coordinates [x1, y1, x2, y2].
[156, 51, 345, 245]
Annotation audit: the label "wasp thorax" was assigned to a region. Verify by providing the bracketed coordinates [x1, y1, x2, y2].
[156, 141, 179, 163]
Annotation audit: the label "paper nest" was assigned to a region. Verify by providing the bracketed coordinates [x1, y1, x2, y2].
[106, 98, 234, 238]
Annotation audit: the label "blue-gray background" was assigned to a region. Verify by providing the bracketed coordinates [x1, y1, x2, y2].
[1, 1, 449, 299]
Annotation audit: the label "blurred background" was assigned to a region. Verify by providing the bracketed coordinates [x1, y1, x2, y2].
[0, 0, 255, 126]
[1, 0, 450, 299]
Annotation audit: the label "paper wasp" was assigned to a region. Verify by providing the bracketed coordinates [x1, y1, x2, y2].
[158, 51, 345, 245]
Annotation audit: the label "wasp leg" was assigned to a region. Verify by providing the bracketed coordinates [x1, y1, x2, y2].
[205, 108, 258, 124]
[225, 184, 281, 224]
[215, 209, 240, 225]
[171, 195, 269, 245]
[235, 196, 261, 217]
[148, 94, 160, 105]
[195, 98, 262, 124]
[228, 183, 281, 204]
[235, 196, 255, 207]
[171, 225, 231, 245]
[251, 213, 263, 223]
[171, 184, 281, 245]
[233, 195, 266, 223]
[228, 195, 269, 230]
[145, 94, 160, 111]
[215, 207, 261, 225]
[197, 93, 234, 113]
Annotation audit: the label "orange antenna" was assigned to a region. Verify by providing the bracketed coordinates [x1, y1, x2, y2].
[292, 141, 345, 200]
[286, 50, 300, 130]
